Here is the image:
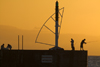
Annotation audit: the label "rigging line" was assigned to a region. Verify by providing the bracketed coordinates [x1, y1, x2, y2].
[58, 7, 64, 39]
[51, 16, 56, 22]
[44, 25, 55, 34]
[58, 12, 62, 17]
[35, 7, 64, 43]
[35, 42, 54, 46]
[59, 7, 64, 11]
[35, 13, 55, 43]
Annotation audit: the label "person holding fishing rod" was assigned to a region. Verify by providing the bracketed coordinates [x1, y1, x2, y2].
[80, 39, 87, 50]
[71, 38, 75, 50]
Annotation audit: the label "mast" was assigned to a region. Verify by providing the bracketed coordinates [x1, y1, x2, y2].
[55, 1, 59, 47]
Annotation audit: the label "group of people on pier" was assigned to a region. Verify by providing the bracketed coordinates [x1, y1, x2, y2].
[71, 38, 86, 51]
[1, 44, 12, 50]
[0, 39, 86, 50]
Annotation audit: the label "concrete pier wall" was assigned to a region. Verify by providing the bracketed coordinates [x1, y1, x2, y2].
[0, 50, 87, 67]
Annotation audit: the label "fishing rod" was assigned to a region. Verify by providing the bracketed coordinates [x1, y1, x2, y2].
[86, 41, 98, 43]
[72, 40, 98, 45]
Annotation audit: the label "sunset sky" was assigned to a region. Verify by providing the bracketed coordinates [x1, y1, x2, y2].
[1, 0, 100, 35]
[0, 0, 100, 55]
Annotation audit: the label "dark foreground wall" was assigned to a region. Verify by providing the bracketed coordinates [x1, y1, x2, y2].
[0, 50, 87, 67]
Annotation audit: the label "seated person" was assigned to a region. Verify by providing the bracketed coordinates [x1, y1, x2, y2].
[1, 44, 9, 50]
[7, 44, 12, 50]
[1, 44, 4, 50]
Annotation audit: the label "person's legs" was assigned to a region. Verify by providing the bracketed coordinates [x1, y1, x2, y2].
[72, 47, 74, 50]
[82, 47, 84, 50]
[73, 47, 75, 50]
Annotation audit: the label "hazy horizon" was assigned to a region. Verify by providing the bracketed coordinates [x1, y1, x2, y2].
[0, 25, 100, 56]
[1, 0, 100, 56]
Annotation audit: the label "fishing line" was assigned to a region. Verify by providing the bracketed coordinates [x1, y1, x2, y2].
[86, 41, 98, 43]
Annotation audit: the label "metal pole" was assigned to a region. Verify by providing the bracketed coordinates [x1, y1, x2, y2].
[18, 35, 19, 67]
[18, 35, 19, 50]
[55, 1, 59, 47]
[22, 35, 23, 50]
[21, 35, 23, 66]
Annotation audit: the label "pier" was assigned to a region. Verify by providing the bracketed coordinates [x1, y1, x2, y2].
[0, 50, 87, 67]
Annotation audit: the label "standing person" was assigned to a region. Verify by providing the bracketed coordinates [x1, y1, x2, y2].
[1, 44, 4, 50]
[80, 39, 86, 50]
[71, 38, 75, 50]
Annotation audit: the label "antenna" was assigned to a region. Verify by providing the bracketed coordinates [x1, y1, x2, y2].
[22, 35, 23, 50]
[18, 35, 24, 50]
[18, 35, 19, 50]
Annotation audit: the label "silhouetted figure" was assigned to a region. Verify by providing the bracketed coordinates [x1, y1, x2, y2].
[80, 39, 86, 50]
[1, 44, 4, 50]
[7, 44, 12, 50]
[1, 44, 9, 50]
[71, 38, 75, 50]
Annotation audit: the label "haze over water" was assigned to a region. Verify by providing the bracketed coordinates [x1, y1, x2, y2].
[0, 0, 100, 56]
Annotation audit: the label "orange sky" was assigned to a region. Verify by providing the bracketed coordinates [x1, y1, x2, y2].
[1, 0, 100, 55]
[1, 0, 100, 35]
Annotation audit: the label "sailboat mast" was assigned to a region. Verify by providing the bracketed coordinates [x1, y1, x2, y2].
[55, 1, 59, 47]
